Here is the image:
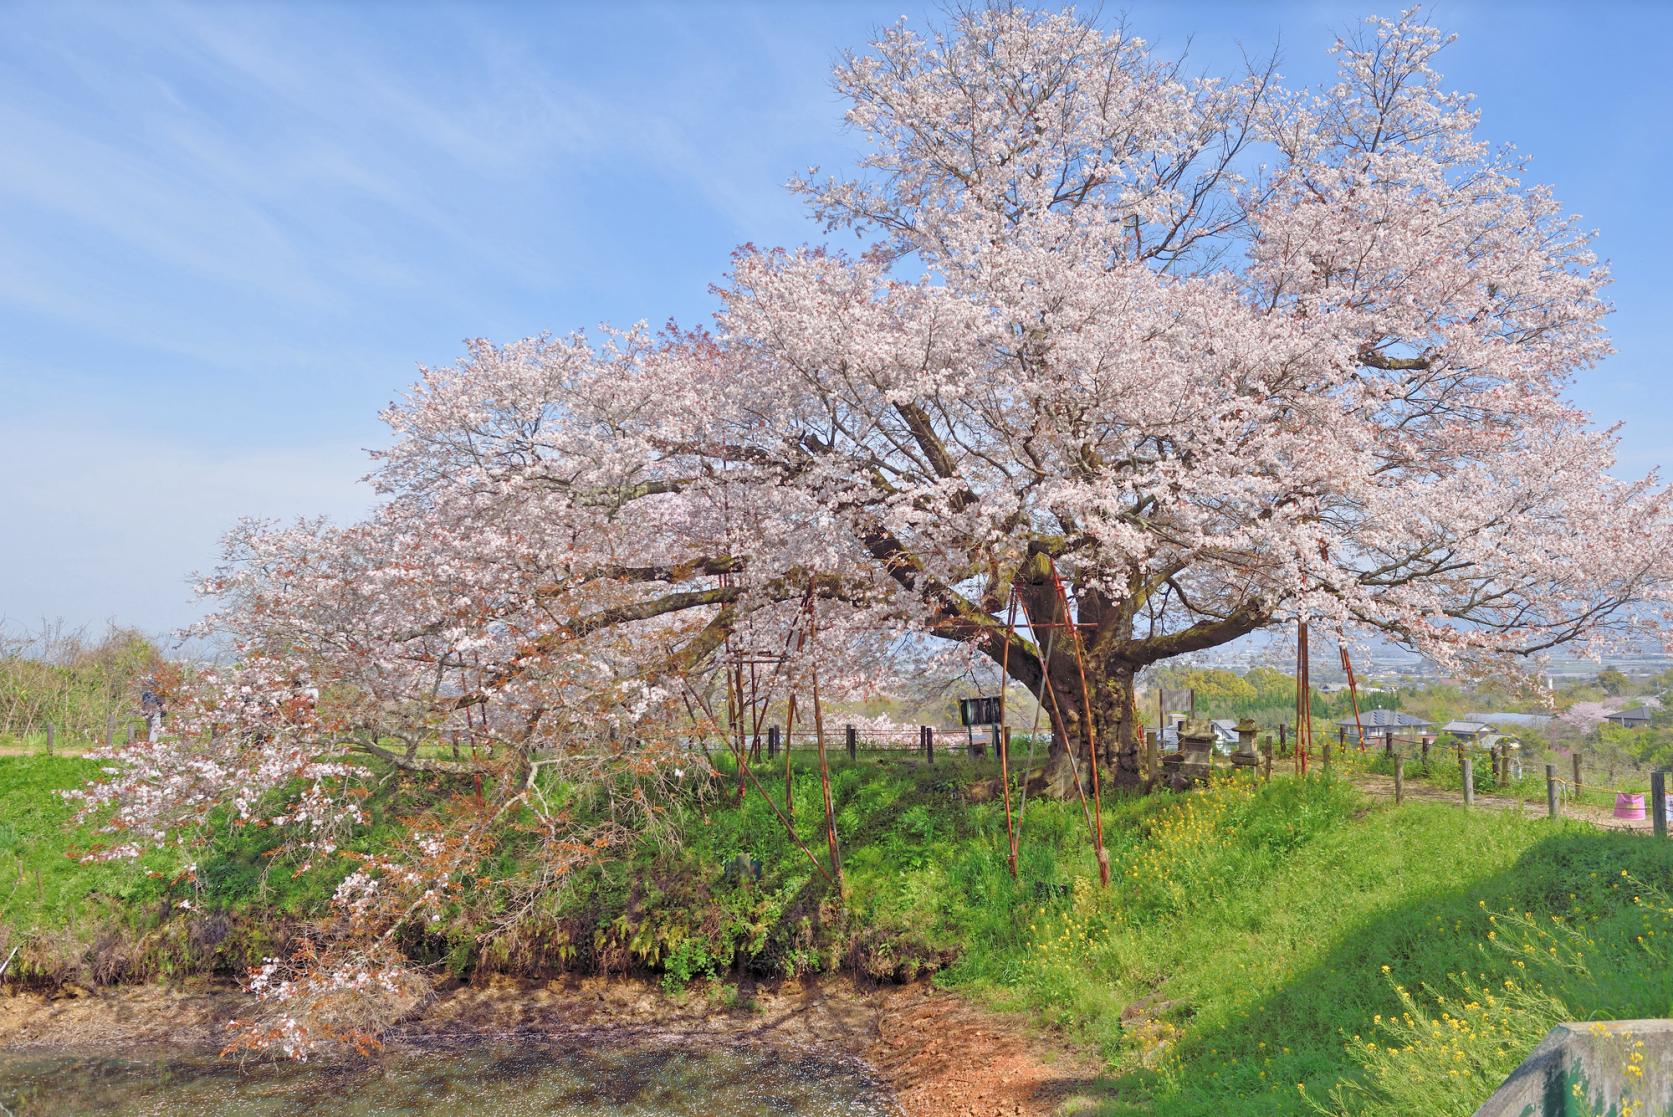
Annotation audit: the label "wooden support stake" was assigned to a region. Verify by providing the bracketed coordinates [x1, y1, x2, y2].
[1546, 764, 1559, 820]
[1654, 770, 1668, 839]
[922, 725, 934, 765]
[1393, 747, 1404, 804]
[767, 725, 780, 760]
[1572, 752, 1582, 791]
[845, 724, 856, 761]
[1462, 758, 1475, 808]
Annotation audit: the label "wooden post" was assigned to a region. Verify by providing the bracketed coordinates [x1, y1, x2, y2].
[1462, 757, 1475, 808]
[922, 725, 934, 765]
[1261, 737, 1273, 781]
[767, 725, 779, 760]
[1393, 746, 1404, 804]
[45, 723, 54, 756]
[990, 723, 1001, 759]
[1572, 752, 1582, 791]
[1421, 735, 1432, 773]
[1383, 728, 1394, 756]
[1653, 770, 1668, 839]
[1278, 722, 1287, 757]
[1546, 764, 1559, 819]
[1338, 725, 1346, 746]
[845, 724, 857, 761]
[1322, 739, 1332, 776]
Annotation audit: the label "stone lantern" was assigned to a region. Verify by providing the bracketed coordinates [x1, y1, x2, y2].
[1161, 718, 1217, 789]
[1229, 717, 1262, 771]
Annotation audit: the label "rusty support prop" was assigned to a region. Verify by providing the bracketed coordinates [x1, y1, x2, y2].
[783, 693, 798, 824]
[678, 677, 836, 886]
[1340, 644, 1367, 751]
[1048, 559, 1110, 888]
[1295, 623, 1312, 776]
[805, 601, 844, 895]
[1015, 595, 1097, 855]
[998, 588, 1020, 878]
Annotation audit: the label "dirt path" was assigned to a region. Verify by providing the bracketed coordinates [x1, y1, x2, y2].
[0, 977, 1100, 1117]
[865, 984, 1101, 1117]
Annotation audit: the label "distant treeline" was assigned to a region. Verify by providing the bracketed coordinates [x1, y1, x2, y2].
[0, 622, 163, 744]
[1145, 665, 1402, 725]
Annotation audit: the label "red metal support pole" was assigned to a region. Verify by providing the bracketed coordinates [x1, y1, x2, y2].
[998, 589, 1020, 878]
[1048, 560, 1110, 888]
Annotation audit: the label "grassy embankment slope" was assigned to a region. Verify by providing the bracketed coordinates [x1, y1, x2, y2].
[3, 751, 1670, 1117]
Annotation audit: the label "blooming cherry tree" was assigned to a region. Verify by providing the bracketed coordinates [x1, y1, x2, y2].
[79, 6, 1672, 1051]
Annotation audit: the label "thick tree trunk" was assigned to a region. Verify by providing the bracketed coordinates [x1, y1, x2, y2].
[1027, 660, 1145, 798]
[1010, 556, 1147, 800]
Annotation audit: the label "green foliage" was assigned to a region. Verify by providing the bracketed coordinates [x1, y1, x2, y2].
[1596, 668, 1630, 697]
[1593, 722, 1673, 772]
[5, 751, 1668, 1117]
[0, 626, 162, 746]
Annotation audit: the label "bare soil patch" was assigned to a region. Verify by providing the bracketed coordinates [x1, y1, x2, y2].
[0, 976, 1099, 1117]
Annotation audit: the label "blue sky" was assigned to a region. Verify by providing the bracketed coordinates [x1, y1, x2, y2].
[4, 1, 1670, 638]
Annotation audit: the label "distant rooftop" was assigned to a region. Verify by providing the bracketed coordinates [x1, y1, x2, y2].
[1336, 709, 1432, 730]
[1465, 712, 1554, 729]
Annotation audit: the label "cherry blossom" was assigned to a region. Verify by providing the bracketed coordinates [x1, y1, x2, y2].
[78, 7, 1672, 1053]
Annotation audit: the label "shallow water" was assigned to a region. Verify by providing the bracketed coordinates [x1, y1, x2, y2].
[0, 1042, 899, 1116]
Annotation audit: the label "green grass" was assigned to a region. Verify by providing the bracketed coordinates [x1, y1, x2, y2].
[1335, 744, 1651, 812]
[3, 752, 1670, 1117]
[0, 756, 178, 941]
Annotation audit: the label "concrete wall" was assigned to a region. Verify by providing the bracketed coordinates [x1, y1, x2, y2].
[1474, 1020, 1673, 1117]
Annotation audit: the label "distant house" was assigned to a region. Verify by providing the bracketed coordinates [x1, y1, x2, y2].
[1604, 707, 1655, 729]
[1147, 719, 1244, 751]
[1148, 724, 1180, 749]
[1440, 720, 1495, 742]
[1336, 710, 1433, 735]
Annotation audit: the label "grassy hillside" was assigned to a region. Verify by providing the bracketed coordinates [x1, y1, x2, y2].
[2, 752, 1669, 1117]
